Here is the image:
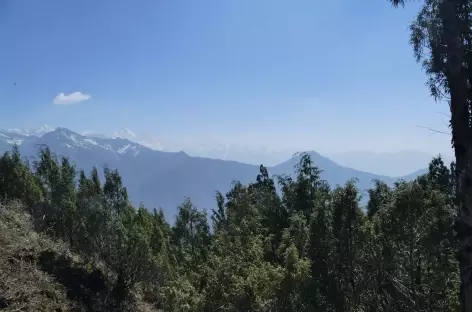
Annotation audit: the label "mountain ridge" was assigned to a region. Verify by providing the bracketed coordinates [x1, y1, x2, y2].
[0, 126, 429, 219]
[329, 150, 451, 176]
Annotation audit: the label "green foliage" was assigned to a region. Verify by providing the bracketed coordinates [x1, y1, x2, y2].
[0, 148, 459, 311]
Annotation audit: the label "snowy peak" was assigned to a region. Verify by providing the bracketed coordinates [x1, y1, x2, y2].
[109, 128, 161, 151]
[0, 128, 36, 146]
[42, 128, 144, 156]
[34, 125, 56, 136]
[5, 125, 55, 137]
[0, 133, 25, 146]
[113, 128, 136, 140]
[44, 127, 84, 147]
[0, 126, 146, 158]
[5, 129, 28, 136]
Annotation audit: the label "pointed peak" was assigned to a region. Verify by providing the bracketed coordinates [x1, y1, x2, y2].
[52, 127, 80, 137]
[34, 124, 56, 136]
[112, 128, 136, 140]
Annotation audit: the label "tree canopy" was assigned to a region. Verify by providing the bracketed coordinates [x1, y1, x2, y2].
[0, 147, 459, 311]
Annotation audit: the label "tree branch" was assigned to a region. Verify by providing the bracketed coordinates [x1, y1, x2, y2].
[417, 125, 450, 135]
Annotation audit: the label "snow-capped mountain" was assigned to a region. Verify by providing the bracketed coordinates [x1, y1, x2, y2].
[5, 125, 56, 137]
[113, 128, 136, 140]
[111, 128, 164, 151]
[0, 126, 147, 158]
[0, 131, 24, 145]
[0, 125, 429, 220]
[78, 127, 287, 164]
[2, 126, 288, 165]
[33, 125, 56, 136]
[0, 125, 167, 158]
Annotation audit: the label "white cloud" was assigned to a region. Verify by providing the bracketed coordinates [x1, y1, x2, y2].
[53, 92, 90, 105]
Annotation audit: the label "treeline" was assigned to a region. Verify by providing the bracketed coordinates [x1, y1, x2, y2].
[0, 146, 459, 311]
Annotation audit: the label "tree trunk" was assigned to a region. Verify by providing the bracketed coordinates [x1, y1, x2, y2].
[441, 1, 472, 311]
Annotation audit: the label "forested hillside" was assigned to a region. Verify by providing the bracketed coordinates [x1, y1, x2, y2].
[0, 146, 459, 311]
[0, 127, 427, 216]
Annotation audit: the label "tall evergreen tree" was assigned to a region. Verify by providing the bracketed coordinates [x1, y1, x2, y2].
[389, 0, 472, 308]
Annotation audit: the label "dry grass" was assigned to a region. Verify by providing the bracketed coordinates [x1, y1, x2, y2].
[0, 201, 70, 311]
[0, 201, 160, 312]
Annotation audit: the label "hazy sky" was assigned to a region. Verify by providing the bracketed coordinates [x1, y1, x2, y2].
[0, 0, 454, 158]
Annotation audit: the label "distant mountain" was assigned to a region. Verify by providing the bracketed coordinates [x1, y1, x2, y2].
[400, 168, 429, 181]
[5, 124, 55, 138]
[179, 143, 294, 166]
[329, 150, 452, 177]
[272, 151, 395, 187]
[0, 127, 429, 219]
[81, 128, 294, 165]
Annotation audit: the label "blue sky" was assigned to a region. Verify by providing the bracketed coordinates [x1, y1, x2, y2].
[0, 0, 453, 157]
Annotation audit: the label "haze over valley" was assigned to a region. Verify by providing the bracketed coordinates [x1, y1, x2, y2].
[0, 125, 434, 219]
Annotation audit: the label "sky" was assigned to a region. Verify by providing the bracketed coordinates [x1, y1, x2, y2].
[0, 0, 454, 159]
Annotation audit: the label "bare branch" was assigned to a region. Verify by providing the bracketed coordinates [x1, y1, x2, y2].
[437, 111, 451, 118]
[417, 125, 450, 135]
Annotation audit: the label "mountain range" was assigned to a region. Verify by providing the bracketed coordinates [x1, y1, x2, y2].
[0, 126, 428, 219]
[329, 150, 453, 177]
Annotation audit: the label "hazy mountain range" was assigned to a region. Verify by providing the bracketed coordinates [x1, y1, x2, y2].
[78, 127, 447, 173]
[0, 125, 430, 219]
[329, 150, 453, 177]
